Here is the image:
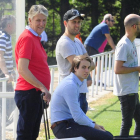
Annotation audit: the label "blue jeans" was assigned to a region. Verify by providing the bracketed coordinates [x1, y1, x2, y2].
[118, 93, 140, 136]
[79, 93, 88, 114]
[52, 119, 113, 140]
[14, 88, 43, 140]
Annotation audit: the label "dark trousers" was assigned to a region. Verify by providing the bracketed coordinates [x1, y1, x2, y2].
[52, 119, 113, 140]
[85, 44, 99, 56]
[79, 93, 88, 114]
[118, 93, 140, 136]
[14, 88, 43, 140]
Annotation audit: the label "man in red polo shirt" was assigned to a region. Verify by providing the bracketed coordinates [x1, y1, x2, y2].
[14, 5, 51, 140]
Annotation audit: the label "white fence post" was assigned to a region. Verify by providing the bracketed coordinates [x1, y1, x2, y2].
[100, 55, 104, 91]
[104, 54, 108, 90]
[2, 81, 6, 140]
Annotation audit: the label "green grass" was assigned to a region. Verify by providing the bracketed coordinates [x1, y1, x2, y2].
[87, 95, 122, 136]
[87, 91, 140, 136]
[38, 85, 140, 139]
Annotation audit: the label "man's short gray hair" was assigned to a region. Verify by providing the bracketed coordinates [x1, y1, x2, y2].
[0, 15, 15, 29]
[28, 5, 48, 21]
[103, 14, 112, 21]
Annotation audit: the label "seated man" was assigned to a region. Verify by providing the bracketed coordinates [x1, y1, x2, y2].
[51, 55, 113, 140]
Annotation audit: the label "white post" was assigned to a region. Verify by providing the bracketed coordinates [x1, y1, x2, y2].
[108, 53, 111, 87]
[13, 1, 25, 139]
[104, 54, 108, 90]
[100, 55, 104, 91]
[49, 68, 54, 119]
[111, 53, 115, 86]
[2, 81, 6, 140]
[96, 56, 100, 95]
[16, 0, 25, 41]
[91, 57, 96, 97]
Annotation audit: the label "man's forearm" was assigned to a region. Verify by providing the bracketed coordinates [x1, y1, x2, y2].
[18, 68, 46, 90]
[0, 59, 9, 75]
[107, 36, 116, 50]
[114, 66, 140, 74]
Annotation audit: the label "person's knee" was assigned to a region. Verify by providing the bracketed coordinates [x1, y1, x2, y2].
[104, 131, 113, 140]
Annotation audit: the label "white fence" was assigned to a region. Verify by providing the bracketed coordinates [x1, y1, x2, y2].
[0, 38, 140, 139]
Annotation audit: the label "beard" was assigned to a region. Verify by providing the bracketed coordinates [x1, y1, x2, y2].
[67, 24, 80, 36]
[68, 29, 80, 36]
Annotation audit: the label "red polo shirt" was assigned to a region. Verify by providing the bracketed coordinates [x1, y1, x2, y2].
[15, 29, 51, 91]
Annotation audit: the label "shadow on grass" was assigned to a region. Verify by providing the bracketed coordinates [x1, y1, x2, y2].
[92, 99, 120, 119]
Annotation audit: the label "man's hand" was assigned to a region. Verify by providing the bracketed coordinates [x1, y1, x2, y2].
[5, 74, 13, 83]
[41, 87, 51, 104]
[94, 123, 106, 131]
[11, 70, 16, 82]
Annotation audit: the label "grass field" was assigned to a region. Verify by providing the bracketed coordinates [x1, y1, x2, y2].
[87, 93, 137, 136]
[38, 86, 140, 139]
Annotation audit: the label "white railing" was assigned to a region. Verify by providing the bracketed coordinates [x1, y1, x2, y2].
[90, 50, 115, 96]
[1, 40, 140, 139]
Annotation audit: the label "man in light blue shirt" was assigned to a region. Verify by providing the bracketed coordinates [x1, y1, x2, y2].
[51, 55, 113, 140]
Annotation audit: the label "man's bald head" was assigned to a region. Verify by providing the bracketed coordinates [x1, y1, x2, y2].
[124, 14, 140, 27]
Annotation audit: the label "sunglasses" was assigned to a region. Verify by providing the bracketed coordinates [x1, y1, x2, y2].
[110, 20, 115, 22]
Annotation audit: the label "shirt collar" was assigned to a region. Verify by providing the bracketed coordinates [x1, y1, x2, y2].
[1, 31, 10, 38]
[70, 72, 83, 87]
[26, 25, 42, 37]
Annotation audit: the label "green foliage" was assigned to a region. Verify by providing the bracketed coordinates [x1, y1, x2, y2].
[0, 0, 14, 20]
[25, 0, 140, 57]
[0, 1, 16, 58]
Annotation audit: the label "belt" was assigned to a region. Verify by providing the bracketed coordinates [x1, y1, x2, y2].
[51, 120, 67, 129]
[128, 93, 135, 96]
[80, 93, 86, 94]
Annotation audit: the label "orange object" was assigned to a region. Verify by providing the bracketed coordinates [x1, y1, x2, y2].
[75, 32, 83, 43]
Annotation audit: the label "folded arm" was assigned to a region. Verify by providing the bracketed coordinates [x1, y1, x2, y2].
[114, 60, 140, 74]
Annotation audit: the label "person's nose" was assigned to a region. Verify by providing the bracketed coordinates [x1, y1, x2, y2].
[40, 21, 45, 26]
[85, 68, 90, 73]
[75, 22, 80, 27]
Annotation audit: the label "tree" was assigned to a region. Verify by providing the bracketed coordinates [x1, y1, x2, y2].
[25, 0, 140, 57]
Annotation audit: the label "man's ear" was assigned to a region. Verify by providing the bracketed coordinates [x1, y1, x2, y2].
[64, 20, 67, 26]
[74, 67, 77, 73]
[29, 18, 32, 25]
[105, 19, 108, 24]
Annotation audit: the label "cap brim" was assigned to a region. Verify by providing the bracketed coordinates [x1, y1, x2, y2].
[68, 15, 84, 20]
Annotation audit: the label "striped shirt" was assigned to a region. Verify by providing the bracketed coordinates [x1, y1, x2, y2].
[0, 31, 13, 76]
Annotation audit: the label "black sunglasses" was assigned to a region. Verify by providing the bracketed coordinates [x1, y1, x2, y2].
[110, 20, 115, 22]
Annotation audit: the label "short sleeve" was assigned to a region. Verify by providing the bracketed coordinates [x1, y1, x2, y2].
[101, 24, 109, 34]
[18, 36, 34, 60]
[59, 39, 76, 59]
[0, 36, 6, 52]
[115, 43, 128, 62]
